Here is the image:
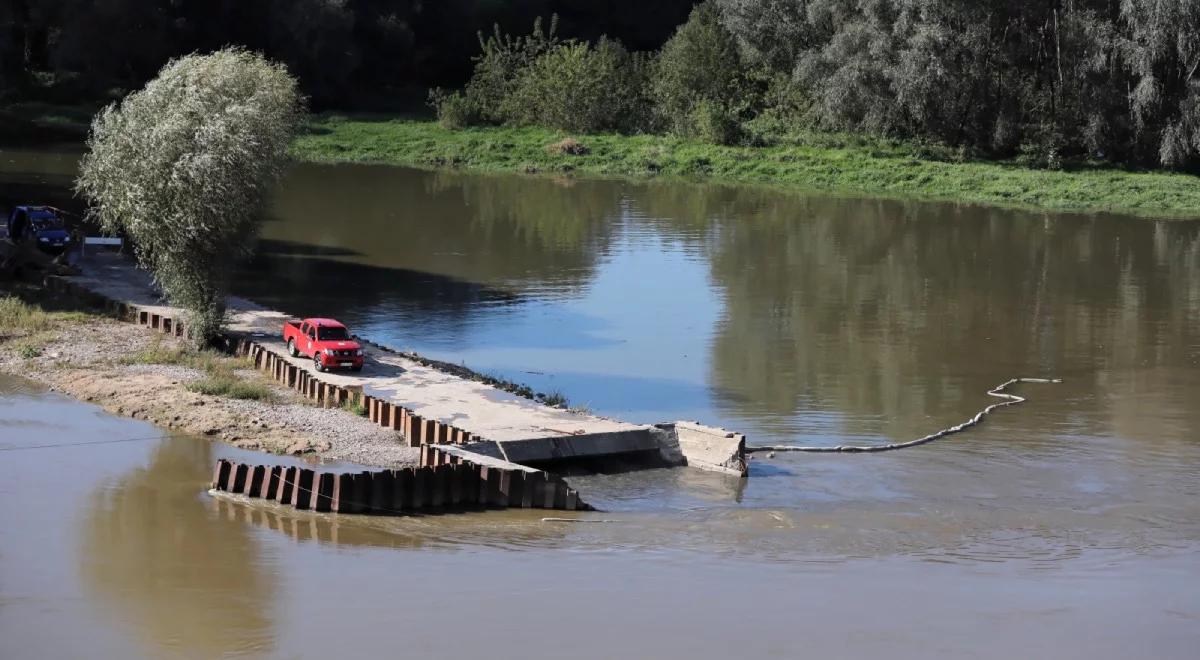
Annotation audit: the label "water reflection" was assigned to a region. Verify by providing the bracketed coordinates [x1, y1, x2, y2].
[80, 438, 277, 658]
[250, 164, 1200, 451]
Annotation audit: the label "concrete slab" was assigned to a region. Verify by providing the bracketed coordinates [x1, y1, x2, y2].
[668, 421, 748, 477]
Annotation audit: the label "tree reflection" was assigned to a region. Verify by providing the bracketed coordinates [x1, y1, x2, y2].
[632, 186, 1200, 443]
[264, 163, 618, 290]
[80, 439, 276, 657]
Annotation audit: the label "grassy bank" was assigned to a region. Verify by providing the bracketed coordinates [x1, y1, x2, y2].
[0, 102, 94, 145]
[0, 288, 97, 358]
[291, 115, 1200, 219]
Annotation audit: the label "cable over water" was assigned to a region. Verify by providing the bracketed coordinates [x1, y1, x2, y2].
[745, 377, 1061, 454]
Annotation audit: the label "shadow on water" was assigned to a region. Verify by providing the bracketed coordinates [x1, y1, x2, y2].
[239, 237, 520, 317]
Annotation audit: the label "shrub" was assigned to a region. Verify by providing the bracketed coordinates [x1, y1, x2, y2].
[464, 16, 562, 124]
[428, 88, 479, 129]
[651, 2, 751, 144]
[506, 37, 649, 133]
[76, 48, 304, 345]
[18, 344, 42, 359]
[689, 100, 742, 146]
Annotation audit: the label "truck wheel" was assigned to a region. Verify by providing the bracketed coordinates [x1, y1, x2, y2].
[287, 339, 298, 357]
[313, 354, 325, 373]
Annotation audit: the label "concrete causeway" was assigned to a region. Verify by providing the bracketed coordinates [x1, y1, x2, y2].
[70, 252, 655, 450]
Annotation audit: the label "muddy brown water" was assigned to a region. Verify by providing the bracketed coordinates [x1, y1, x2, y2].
[2, 147, 1200, 658]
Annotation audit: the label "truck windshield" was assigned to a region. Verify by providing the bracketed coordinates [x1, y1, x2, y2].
[317, 327, 349, 341]
[30, 215, 64, 230]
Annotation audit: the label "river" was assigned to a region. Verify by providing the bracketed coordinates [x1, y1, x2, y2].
[2, 147, 1199, 657]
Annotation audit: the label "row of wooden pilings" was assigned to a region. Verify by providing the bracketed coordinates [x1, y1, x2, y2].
[44, 276, 488, 450]
[240, 342, 480, 448]
[212, 456, 590, 513]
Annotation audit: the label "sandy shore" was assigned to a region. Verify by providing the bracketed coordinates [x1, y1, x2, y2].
[0, 315, 419, 467]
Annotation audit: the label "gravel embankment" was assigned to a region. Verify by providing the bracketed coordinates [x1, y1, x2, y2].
[0, 317, 419, 467]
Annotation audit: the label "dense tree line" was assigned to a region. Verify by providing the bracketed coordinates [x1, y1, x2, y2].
[717, 0, 1200, 167]
[4, 0, 1200, 168]
[0, 0, 699, 106]
[441, 1, 1200, 169]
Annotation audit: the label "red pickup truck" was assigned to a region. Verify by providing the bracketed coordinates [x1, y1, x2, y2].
[282, 318, 364, 372]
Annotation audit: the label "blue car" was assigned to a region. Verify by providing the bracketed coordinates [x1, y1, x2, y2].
[7, 206, 71, 255]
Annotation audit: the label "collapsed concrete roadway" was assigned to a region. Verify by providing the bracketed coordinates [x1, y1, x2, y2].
[63, 250, 749, 478]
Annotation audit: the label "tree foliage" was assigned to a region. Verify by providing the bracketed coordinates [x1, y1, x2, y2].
[8, 0, 1200, 167]
[76, 49, 304, 342]
[715, 0, 1200, 168]
[652, 2, 752, 144]
[1, 0, 698, 107]
[508, 37, 650, 133]
[435, 17, 652, 134]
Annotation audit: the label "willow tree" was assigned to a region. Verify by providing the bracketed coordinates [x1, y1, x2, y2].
[76, 48, 303, 343]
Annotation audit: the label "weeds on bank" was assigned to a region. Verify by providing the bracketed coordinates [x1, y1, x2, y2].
[0, 294, 93, 337]
[17, 343, 43, 358]
[0, 294, 95, 359]
[186, 375, 275, 401]
[125, 337, 276, 402]
[541, 390, 569, 408]
[340, 399, 367, 416]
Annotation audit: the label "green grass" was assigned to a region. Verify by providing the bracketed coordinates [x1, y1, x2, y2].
[119, 341, 232, 371]
[291, 115, 1200, 219]
[0, 295, 94, 335]
[17, 343, 43, 359]
[124, 337, 277, 402]
[0, 293, 97, 360]
[340, 399, 367, 416]
[185, 375, 275, 401]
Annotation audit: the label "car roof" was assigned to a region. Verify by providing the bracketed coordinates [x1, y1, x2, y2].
[305, 318, 345, 328]
[15, 205, 55, 213]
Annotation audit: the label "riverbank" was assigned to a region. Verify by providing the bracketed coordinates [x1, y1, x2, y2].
[291, 115, 1200, 219]
[0, 285, 418, 466]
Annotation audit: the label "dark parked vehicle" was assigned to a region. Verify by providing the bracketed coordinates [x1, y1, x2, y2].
[7, 206, 71, 255]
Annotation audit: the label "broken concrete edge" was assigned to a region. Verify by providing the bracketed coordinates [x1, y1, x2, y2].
[657, 421, 749, 478]
[462, 430, 684, 468]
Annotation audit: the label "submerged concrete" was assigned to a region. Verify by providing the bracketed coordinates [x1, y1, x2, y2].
[665, 422, 748, 477]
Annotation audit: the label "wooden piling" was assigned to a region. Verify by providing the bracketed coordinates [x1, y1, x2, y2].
[292, 469, 314, 510]
[370, 470, 394, 513]
[352, 471, 373, 514]
[332, 473, 355, 513]
[231, 463, 248, 494]
[278, 467, 296, 503]
[264, 466, 282, 500]
[393, 468, 412, 512]
[522, 472, 543, 508]
[213, 459, 232, 490]
[248, 465, 266, 498]
[313, 472, 335, 512]
[405, 414, 424, 447]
